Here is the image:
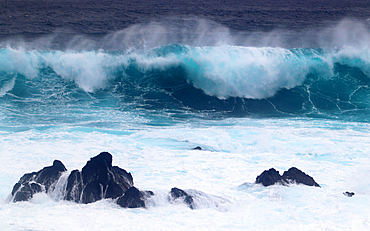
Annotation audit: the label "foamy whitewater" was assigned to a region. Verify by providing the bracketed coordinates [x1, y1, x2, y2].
[1, 1, 370, 229]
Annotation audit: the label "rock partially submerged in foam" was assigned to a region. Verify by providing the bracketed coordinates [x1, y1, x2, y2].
[282, 167, 320, 187]
[168, 187, 195, 209]
[255, 168, 282, 187]
[11, 153, 321, 210]
[10, 152, 143, 207]
[255, 167, 320, 187]
[11, 160, 67, 202]
[117, 187, 154, 208]
[343, 191, 355, 197]
[65, 152, 134, 204]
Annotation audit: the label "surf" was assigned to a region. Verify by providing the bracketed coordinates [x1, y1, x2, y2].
[2, 18, 370, 121]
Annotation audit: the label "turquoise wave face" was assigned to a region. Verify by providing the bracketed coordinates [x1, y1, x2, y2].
[1, 44, 370, 125]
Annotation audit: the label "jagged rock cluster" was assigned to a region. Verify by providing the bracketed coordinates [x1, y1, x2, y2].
[64, 152, 134, 204]
[11, 152, 146, 207]
[11, 160, 67, 202]
[255, 167, 320, 187]
[10, 152, 196, 209]
[254, 167, 355, 197]
[11, 151, 352, 209]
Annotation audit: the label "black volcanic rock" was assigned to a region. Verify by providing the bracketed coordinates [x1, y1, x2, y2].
[12, 182, 43, 202]
[168, 187, 195, 209]
[343, 191, 355, 197]
[37, 160, 67, 191]
[116, 187, 147, 208]
[11, 160, 67, 202]
[11, 152, 134, 205]
[66, 152, 134, 204]
[255, 168, 282, 186]
[255, 167, 320, 187]
[281, 167, 320, 187]
[81, 152, 112, 185]
[111, 166, 134, 192]
[64, 170, 83, 203]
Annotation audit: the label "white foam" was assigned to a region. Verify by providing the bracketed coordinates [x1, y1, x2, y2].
[0, 118, 369, 230]
[0, 76, 15, 97]
[2, 41, 370, 100]
[48, 171, 71, 202]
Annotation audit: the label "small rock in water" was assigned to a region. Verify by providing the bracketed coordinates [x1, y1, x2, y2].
[116, 186, 148, 208]
[343, 191, 355, 197]
[255, 168, 282, 186]
[168, 187, 195, 209]
[282, 167, 320, 187]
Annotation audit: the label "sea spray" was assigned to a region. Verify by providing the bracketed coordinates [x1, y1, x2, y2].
[48, 171, 71, 202]
[1, 44, 370, 121]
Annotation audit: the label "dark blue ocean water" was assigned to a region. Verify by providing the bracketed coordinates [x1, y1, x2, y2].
[1, 0, 370, 127]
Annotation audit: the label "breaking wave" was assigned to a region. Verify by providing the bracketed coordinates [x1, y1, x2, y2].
[1, 29, 370, 121]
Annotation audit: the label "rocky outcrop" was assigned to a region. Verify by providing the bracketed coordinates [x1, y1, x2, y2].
[168, 187, 195, 209]
[11, 152, 135, 205]
[281, 167, 320, 187]
[255, 168, 282, 186]
[65, 152, 134, 203]
[255, 167, 320, 187]
[11, 160, 67, 202]
[11, 153, 324, 210]
[116, 187, 154, 208]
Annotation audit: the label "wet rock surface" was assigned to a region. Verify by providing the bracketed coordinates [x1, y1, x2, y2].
[255, 168, 282, 187]
[168, 187, 195, 209]
[116, 187, 154, 208]
[74, 152, 134, 204]
[11, 152, 134, 205]
[11, 160, 67, 202]
[255, 167, 320, 187]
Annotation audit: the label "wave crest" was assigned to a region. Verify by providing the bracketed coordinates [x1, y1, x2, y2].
[0, 45, 334, 98]
[1, 44, 370, 120]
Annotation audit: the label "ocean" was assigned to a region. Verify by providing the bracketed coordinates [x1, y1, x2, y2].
[1, 0, 370, 230]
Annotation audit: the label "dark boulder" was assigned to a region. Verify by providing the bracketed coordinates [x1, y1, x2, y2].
[343, 191, 355, 197]
[81, 180, 103, 203]
[11, 152, 135, 205]
[65, 152, 133, 203]
[168, 187, 195, 209]
[255, 167, 320, 187]
[12, 182, 43, 202]
[37, 160, 67, 192]
[11, 160, 67, 202]
[116, 186, 148, 208]
[281, 167, 320, 187]
[81, 152, 112, 185]
[65, 152, 134, 203]
[111, 166, 134, 192]
[255, 168, 282, 186]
